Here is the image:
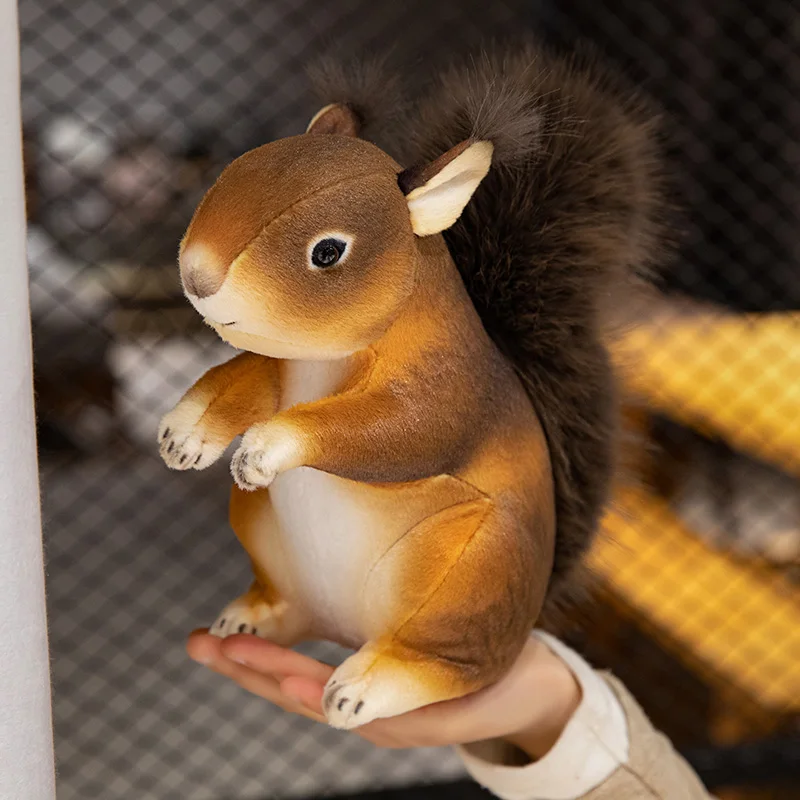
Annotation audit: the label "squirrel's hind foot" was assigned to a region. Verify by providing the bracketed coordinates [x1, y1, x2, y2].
[322, 639, 480, 730]
[210, 587, 308, 646]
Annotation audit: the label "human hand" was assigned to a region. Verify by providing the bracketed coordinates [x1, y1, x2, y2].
[187, 631, 581, 757]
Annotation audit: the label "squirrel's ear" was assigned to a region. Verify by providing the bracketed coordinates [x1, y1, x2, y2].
[398, 140, 493, 236]
[306, 103, 361, 137]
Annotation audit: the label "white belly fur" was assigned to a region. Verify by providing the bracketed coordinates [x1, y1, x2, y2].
[269, 467, 379, 645]
[268, 357, 382, 646]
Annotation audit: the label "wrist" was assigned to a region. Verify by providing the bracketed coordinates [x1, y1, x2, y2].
[502, 646, 582, 761]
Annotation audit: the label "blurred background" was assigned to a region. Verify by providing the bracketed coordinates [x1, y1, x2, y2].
[19, 1, 799, 798]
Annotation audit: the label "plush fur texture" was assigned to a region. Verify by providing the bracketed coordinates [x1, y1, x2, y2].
[310, 43, 665, 609]
[307, 55, 407, 146]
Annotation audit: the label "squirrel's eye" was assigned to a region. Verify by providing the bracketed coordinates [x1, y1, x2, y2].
[311, 238, 346, 268]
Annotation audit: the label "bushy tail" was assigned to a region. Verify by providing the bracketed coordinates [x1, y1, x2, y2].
[310, 43, 667, 608]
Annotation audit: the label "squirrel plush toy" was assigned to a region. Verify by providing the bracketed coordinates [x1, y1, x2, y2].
[159, 44, 662, 729]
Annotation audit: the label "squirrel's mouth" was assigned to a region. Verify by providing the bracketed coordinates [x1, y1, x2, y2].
[205, 320, 299, 348]
[204, 318, 236, 327]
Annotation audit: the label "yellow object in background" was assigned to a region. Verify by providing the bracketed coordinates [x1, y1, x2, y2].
[593, 485, 800, 713]
[613, 311, 800, 477]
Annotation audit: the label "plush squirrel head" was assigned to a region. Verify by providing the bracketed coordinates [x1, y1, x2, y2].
[179, 104, 493, 359]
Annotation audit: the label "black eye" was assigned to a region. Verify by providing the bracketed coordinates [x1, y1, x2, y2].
[311, 238, 346, 268]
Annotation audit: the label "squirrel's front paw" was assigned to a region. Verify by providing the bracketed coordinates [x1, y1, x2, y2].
[231, 422, 302, 491]
[158, 405, 226, 471]
[230, 445, 278, 491]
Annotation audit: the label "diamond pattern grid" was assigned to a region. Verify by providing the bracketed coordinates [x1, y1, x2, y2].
[22, 0, 800, 798]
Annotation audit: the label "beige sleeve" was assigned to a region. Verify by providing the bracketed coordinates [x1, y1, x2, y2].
[457, 633, 715, 800]
[588, 673, 714, 800]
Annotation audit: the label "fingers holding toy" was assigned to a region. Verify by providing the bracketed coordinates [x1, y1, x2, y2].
[187, 631, 402, 745]
[216, 634, 335, 685]
[187, 632, 580, 755]
[186, 630, 327, 723]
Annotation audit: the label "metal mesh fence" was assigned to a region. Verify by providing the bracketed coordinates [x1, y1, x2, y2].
[20, 1, 799, 798]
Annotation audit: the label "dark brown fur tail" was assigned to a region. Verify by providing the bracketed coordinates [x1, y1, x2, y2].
[311, 44, 666, 611]
[307, 55, 407, 147]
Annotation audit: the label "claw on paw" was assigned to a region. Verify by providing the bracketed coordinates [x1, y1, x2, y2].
[322, 676, 375, 729]
[157, 405, 226, 471]
[231, 444, 277, 491]
[210, 593, 296, 641]
[230, 422, 301, 491]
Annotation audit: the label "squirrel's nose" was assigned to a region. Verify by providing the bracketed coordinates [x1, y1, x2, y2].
[180, 244, 226, 299]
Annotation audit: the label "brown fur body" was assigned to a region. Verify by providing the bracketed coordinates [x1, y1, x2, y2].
[228, 246, 554, 707]
[315, 45, 665, 607]
[159, 44, 662, 728]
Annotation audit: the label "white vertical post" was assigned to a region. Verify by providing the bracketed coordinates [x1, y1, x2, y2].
[0, 1, 57, 797]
